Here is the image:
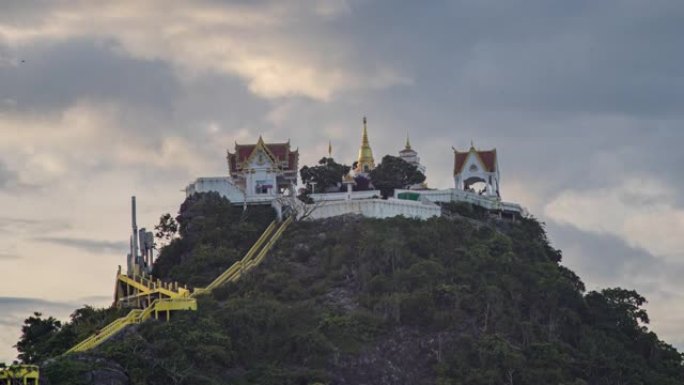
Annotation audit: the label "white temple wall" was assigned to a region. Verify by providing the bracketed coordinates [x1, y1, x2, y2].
[240, 152, 279, 197]
[245, 169, 278, 197]
[185, 177, 245, 203]
[393, 188, 524, 215]
[303, 198, 440, 220]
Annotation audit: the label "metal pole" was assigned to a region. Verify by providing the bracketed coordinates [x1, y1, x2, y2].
[131, 196, 138, 276]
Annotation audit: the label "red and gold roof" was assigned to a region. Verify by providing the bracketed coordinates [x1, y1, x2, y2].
[453, 146, 497, 175]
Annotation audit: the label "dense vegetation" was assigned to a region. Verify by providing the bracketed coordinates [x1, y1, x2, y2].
[369, 155, 426, 198]
[299, 157, 351, 194]
[18, 194, 684, 384]
[151, 192, 274, 287]
[14, 307, 126, 365]
[297, 155, 425, 198]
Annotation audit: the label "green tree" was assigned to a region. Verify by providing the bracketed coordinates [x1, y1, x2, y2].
[587, 288, 650, 333]
[369, 155, 425, 198]
[299, 157, 351, 193]
[15, 312, 62, 364]
[155, 213, 178, 242]
[152, 192, 274, 285]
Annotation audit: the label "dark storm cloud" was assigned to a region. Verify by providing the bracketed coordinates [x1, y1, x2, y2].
[0, 297, 76, 322]
[0, 253, 20, 260]
[345, 0, 684, 117]
[547, 221, 684, 349]
[34, 237, 127, 254]
[0, 297, 71, 309]
[0, 217, 67, 234]
[0, 161, 40, 194]
[0, 217, 36, 229]
[0, 296, 72, 362]
[0, 39, 178, 115]
[547, 222, 661, 285]
[0, 161, 18, 188]
[548, 221, 684, 303]
[75, 295, 112, 305]
[0, 295, 111, 361]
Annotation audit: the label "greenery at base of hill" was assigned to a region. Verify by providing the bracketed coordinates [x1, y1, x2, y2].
[20, 193, 684, 384]
[14, 307, 127, 365]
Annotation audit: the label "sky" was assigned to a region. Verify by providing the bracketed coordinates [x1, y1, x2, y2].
[1, 0, 683, 363]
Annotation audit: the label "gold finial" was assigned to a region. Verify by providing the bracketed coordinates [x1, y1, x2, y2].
[405, 131, 412, 150]
[328, 140, 332, 158]
[356, 116, 375, 172]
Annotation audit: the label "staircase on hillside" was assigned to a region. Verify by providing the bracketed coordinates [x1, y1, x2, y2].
[0, 364, 40, 385]
[65, 199, 294, 355]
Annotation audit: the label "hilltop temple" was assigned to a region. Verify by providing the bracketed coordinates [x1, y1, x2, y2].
[185, 118, 524, 219]
[185, 136, 298, 204]
[453, 144, 499, 198]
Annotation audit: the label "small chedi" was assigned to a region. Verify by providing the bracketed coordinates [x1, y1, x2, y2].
[185, 117, 524, 220]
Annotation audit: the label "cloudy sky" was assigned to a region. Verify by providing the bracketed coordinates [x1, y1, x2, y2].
[1, 0, 684, 363]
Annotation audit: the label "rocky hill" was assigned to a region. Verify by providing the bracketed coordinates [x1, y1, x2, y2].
[18, 193, 684, 384]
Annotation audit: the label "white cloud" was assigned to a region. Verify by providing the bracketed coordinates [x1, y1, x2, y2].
[0, 0, 410, 101]
[545, 178, 684, 261]
[0, 101, 215, 185]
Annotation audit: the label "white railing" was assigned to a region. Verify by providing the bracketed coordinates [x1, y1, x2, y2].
[309, 190, 381, 202]
[302, 198, 440, 220]
[393, 188, 525, 214]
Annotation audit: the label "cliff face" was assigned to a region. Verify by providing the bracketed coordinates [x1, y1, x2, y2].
[40, 195, 684, 385]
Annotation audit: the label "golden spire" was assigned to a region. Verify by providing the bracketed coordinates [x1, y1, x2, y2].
[328, 140, 332, 158]
[356, 116, 375, 172]
[405, 131, 412, 150]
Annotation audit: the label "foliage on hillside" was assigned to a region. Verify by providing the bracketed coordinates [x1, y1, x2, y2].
[369, 155, 426, 198]
[151, 192, 274, 287]
[299, 157, 351, 194]
[14, 307, 126, 365]
[25, 194, 684, 384]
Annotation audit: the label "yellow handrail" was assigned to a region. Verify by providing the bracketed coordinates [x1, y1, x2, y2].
[198, 217, 291, 294]
[198, 220, 278, 294]
[117, 274, 191, 299]
[243, 220, 278, 262]
[0, 364, 40, 384]
[67, 217, 289, 354]
[66, 297, 200, 353]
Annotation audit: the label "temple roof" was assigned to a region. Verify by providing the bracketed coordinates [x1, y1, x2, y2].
[227, 137, 298, 174]
[454, 147, 497, 174]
